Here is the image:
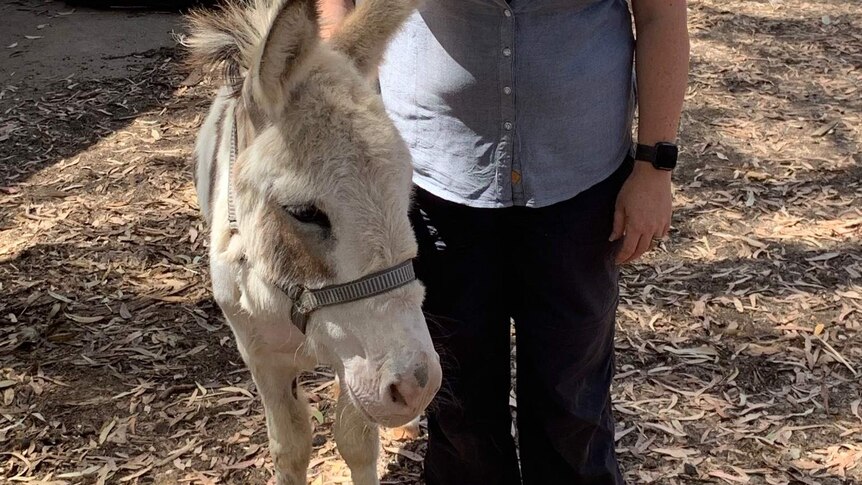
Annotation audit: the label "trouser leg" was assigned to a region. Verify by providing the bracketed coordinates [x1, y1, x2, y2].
[410, 187, 520, 485]
[513, 160, 632, 485]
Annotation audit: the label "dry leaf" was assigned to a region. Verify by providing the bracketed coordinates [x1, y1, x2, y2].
[65, 313, 105, 324]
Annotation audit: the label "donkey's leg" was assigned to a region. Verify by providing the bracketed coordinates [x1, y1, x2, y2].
[247, 358, 312, 485]
[334, 384, 380, 485]
[385, 416, 421, 441]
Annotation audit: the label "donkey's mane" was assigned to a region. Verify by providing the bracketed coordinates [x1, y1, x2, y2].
[184, 0, 283, 95]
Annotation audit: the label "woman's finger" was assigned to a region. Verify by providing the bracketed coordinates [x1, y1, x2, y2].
[615, 228, 640, 264]
[625, 231, 654, 264]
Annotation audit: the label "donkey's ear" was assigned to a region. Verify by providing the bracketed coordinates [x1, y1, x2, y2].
[329, 0, 418, 76]
[249, 0, 320, 114]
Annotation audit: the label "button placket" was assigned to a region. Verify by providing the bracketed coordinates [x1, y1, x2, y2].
[498, 6, 522, 204]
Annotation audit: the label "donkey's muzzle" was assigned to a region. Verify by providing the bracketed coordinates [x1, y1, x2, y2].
[371, 351, 442, 427]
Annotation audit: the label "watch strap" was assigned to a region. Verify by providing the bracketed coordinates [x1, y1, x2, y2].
[635, 143, 657, 163]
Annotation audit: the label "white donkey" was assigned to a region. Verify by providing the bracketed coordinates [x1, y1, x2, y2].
[185, 0, 441, 483]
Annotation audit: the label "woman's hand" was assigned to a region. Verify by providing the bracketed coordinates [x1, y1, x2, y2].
[609, 162, 672, 264]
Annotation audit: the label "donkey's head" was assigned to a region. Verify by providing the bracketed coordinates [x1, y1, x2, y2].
[187, 0, 440, 426]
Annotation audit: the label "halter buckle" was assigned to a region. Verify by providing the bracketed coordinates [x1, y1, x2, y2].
[287, 284, 312, 314]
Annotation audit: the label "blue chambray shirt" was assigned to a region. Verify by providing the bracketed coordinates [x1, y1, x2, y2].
[378, 0, 636, 208]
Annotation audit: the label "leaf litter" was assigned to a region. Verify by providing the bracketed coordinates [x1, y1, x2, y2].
[0, 0, 860, 483]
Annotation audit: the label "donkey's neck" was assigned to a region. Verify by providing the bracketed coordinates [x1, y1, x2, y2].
[195, 88, 239, 253]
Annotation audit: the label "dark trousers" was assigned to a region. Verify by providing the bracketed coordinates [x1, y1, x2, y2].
[410, 159, 632, 485]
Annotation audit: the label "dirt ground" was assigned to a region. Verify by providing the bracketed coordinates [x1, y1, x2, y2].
[1, 0, 860, 484]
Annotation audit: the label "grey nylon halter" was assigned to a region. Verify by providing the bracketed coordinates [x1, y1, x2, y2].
[226, 116, 417, 334]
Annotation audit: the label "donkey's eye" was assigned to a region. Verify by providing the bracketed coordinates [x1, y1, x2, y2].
[286, 205, 331, 229]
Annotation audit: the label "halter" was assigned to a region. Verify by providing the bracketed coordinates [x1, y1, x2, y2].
[226, 110, 417, 334]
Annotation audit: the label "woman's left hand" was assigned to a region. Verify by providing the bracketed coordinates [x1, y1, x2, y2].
[609, 162, 673, 264]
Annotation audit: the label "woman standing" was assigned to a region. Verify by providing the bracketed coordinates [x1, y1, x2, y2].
[321, 1, 689, 483]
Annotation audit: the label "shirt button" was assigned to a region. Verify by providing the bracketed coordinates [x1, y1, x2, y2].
[503, 86, 512, 95]
[504, 121, 513, 130]
[502, 47, 512, 57]
[512, 170, 522, 184]
[504, 9, 512, 17]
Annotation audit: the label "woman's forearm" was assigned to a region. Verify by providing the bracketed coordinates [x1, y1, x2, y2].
[632, 0, 690, 146]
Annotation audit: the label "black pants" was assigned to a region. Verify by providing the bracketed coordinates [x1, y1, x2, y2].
[410, 159, 632, 485]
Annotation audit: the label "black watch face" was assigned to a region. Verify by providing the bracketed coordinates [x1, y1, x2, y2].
[655, 143, 678, 170]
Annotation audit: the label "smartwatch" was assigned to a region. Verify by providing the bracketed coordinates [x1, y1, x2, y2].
[635, 142, 678, 171]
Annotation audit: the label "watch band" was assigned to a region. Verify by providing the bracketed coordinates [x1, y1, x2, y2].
[635, 144, 658, 163]
[635, 142, 678, 171]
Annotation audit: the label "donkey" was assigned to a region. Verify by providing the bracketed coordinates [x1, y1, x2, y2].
[185, 0, 441, 483]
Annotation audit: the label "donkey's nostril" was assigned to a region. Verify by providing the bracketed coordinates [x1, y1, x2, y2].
[388, 382, 408, 406]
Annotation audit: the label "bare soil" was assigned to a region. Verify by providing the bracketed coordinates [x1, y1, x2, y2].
[1, 0, 860, 484]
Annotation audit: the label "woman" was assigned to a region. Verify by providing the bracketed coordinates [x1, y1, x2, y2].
[321, 1, 689, 483]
